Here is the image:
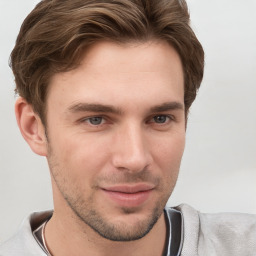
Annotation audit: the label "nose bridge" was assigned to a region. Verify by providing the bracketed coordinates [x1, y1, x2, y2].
[112, 121, 150, 172]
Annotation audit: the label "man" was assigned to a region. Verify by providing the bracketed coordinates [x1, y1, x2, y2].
[0, 0, 255, 255]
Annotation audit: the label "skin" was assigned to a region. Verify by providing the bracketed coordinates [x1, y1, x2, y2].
[16, 40, 185, 256]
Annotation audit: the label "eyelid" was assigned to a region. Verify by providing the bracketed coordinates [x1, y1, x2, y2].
[89, 116, 105, 125]
[77, 113, 175, 126]
[79, 115, 108, 125]
[147, 114, 175, 124]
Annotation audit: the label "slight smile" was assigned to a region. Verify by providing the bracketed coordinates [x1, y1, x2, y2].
[101, 184, 155, 208]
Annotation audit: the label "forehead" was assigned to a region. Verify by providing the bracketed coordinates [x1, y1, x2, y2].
[47, 40, 184, 112]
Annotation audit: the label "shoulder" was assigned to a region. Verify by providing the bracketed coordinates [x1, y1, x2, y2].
[0, 211, 52, 256]
[197, 208, 256, 256]
[174, 204, 256, 256]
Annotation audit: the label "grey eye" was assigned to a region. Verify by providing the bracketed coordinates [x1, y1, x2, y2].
[88, 117, 103, 125]
[153, 115, 168, 123]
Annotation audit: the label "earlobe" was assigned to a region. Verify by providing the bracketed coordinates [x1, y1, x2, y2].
[15, 97, 48, 156]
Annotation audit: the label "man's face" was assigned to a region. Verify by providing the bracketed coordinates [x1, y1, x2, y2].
[45, 40, 185, 241]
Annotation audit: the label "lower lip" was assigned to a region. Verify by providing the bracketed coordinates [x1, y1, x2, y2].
[102, 189, 152, 208]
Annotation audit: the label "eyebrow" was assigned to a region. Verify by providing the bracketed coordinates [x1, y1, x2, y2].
[67, 101, 184, 115]
[150, 102, 184, 112]
[67, 103, 123, 115]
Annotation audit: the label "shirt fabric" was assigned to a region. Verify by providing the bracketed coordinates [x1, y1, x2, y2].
[0, 204, 256, 256]
[32, 220, 51, 255]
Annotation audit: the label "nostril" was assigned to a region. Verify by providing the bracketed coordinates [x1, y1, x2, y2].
[112, 153, 150, 173]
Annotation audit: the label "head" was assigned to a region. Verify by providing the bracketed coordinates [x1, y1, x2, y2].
[12, 0, 204, 242]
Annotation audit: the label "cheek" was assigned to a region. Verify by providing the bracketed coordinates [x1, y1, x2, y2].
[150, 132, 185, 192]
[157, 135, 185, 193]
[152, 132, 185, 169]
[49, 132, 111, 179]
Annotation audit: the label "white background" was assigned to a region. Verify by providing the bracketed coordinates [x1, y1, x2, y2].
[0, 0, 255, 242]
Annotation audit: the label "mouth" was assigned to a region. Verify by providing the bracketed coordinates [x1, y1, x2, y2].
[101, 184, 155, 208]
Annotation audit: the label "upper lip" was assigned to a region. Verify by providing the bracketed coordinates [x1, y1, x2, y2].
[102, 184, 155, 194]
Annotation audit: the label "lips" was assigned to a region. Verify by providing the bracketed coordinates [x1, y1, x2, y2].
[103, 184, 155, 193]
[101, 184, 154, 208]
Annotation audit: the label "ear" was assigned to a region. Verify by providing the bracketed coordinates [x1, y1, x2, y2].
[15, 97, 48, 156]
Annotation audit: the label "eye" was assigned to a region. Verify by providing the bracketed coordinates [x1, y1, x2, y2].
[152, 115, 171, 124]
[85, 116, 104, 125]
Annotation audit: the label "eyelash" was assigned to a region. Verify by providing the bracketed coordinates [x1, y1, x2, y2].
[81, 116, 107, 126]
[79, 114, 175, 127]
[148, 114, 174, 124]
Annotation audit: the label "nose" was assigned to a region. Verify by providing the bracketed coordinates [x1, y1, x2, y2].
[111, 123, 152, 172]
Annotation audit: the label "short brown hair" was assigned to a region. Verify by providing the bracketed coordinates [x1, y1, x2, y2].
[10, 0, 204, 125]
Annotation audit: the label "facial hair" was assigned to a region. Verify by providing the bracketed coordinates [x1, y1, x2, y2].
[47, 144, 176, 241]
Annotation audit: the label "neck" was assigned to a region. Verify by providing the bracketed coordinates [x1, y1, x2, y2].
[44, 208, 168, 256]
